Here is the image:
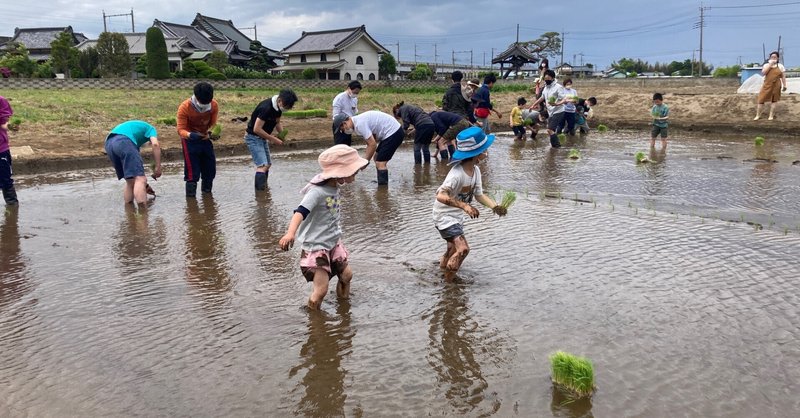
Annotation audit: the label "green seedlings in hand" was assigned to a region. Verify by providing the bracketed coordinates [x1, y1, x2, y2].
[210, 123, 222, 140]
[549, 351, 596, 399]
[754, 136, 765, 146]
[596, 124, 608, 133]
[277, 128, 289, 141]
[568, 148, 581, 159]
[435, 99, 443, 108]
[497, 190, 517, 210]
[8, 116, 23, 131]
[635, 151, 649, 163]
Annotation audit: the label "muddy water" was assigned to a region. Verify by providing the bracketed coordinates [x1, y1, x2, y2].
[2, 132, 799, 417]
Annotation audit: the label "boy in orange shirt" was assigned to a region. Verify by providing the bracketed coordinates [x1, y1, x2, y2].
[177, 82, 218, 197]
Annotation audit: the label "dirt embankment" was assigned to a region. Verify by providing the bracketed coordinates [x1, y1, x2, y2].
[8, 83, 799, 174]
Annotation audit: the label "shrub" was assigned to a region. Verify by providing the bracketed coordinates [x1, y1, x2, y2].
[301, 68, 316, 80]
[145, 27, 170, 79]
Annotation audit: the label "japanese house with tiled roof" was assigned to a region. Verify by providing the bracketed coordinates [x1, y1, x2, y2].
[191, 13, 282, 67]
[1, 26, 87, 61]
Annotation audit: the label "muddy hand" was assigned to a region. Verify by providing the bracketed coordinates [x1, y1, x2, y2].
[493, 206, 508, 217]
[279, 235, 294, 251]
[145, 183, 156, 196]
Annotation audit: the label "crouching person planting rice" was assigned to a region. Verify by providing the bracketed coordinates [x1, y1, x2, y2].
[433, 127, 505, 282]
[279, 145, 368, 310]
[104, 120, 162, 207]
[333, 110, 404, 186]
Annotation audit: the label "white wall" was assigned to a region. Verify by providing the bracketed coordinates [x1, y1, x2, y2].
[340, 37, 380, 81]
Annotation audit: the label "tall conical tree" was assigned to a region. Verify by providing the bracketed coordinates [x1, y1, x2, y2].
[145, 27, 170, 79]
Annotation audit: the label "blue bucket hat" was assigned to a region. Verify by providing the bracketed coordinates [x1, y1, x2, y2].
[451, 126, 495, 161]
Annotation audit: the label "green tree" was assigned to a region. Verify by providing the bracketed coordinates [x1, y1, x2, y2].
[145, 27, 170, 79]
[712, 65, 741, 78]
[207, 50, 229, 71]
[136, 53, 148, 75]
[0, 43, 37, 77]
[301, 68, 316, 79]
[34, 61, 53, 78]
[96, 32, 131, 78]
[77, 47, 100, 78]
[378, 53, 397, 79]
[521, 32, 562, 60]
[407, 63, 433, 80]
[50, 31, 79, 78]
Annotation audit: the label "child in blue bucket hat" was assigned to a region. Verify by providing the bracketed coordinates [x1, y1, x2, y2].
[432, 126, 506, 282]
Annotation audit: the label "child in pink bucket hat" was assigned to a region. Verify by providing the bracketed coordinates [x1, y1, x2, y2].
[433, 126, 506, 282]
[280, 145, 368, 310]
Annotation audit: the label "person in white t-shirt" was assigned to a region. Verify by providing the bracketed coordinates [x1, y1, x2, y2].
[331, 81, 362, 145]
[433, 126, 506, 282]
[279, 145, 369, 310]
[333, 110, 404, 186]
[530, 69, 566, 148]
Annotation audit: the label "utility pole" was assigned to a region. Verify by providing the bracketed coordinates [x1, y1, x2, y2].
[131, 9, 135, 32]
[560, 31, 567, 67]
[516, 24, 519, 43]
[491, 47, 495, 70]
[470, 49, 473, 69]
[691, 50, 696, 76]
[238, 24, 258, 41]
[102, 9, 135, 33]
[414, 43, 417, 65]
[434, 43, 438, 77]
[695, 4, 709, 77]
[777, 35, 782, 63]
[579, 52, 585, 67]
[452, 50, 455, 67]
[483, 51, 486, 67]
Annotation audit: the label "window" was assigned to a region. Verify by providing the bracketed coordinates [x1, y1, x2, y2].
[345, 72, 351, 80]
[320, 53, 327, 62]
[357, 73, 364, 80]
[356, 56, 363, 65]
[300, 54, 306, 63]
[368, 73, 375, 80]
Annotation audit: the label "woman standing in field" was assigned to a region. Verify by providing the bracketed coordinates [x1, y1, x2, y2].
[754, 51, 788, 121]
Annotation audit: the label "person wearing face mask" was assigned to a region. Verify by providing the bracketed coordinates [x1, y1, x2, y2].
[332, 110, 404, 186]
[754, 51, 788, 121]
[530, 69, 566, 148]
[177, 82, 219, 197]
[557, 78, 578, 135]
[245, 89, 299, 190]
[331, 81, 362, 145]
[442, 71, 472, 121]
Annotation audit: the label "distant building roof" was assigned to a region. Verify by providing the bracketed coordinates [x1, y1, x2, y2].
[492, 43, 538, 64]
[153, 20, 221, 52]
[0, 36, 11, 46]
[191, 13, 261, 54]
[2, 26, 83, 51]
[273, 59, 348, 72]
[281, 25, 389, 55]
[76, 33, 185, 55]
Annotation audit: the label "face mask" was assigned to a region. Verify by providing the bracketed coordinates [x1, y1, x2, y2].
[344, 128, 354, 135]
[565, 85, 572, 89]
[349, 91, 358, 98]
[278, 105, 286, 112]
[191, 95, 212, 113]
[545, 79, 553, 86]
[769, 59, 777, 64]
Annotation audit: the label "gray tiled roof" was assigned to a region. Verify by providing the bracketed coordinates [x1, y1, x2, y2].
[492, 43, 538, 63]
[4, 26, 81, 50]
[76, 33, 184, 55]
[192, 14, 252, 52]
[153, 20, 219, 52]
[282, 25, 389, 54]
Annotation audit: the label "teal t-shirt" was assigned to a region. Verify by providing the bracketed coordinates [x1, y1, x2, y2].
[651, 104, 669, 128]
[107, 120, 158, 149]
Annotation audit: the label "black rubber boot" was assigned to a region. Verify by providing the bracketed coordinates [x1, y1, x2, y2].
[201, 180, 213, 194]
[439, 150, 449, 160]
[255, 172, 267, 190]
[186, 181, 198, 198]
[376, 169, 389, 186]
[447, 144, 455, 156]
[549, 134, 561, 148]
[2, 186, 18, 205]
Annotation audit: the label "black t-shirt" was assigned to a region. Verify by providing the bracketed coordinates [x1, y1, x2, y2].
[246, 98, 282, 135]
[430, 111, 464, 135]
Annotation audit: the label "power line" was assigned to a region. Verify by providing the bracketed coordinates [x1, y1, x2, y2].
[711, 1, 800, 9]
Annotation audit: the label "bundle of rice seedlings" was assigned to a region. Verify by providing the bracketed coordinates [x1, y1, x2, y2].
[277, 128, 289, 141]
[754, 136, 765, 146]
[499, 190, 517, 209]
[568, 148, 581, 159]
[596, 124, 608, 133]
[435, 99, 443, 108]
[210, 123, 222, 140]
[523, 119, 533, 126]
[558, 133, 567, 141]
[549, 351, 595, 399]
[635, 151, 649, 163]
[156, 116, 176, 126]
[8, 116, 22, 131]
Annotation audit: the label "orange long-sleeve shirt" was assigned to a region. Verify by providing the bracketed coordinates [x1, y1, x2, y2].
[176, 99, 219, 140]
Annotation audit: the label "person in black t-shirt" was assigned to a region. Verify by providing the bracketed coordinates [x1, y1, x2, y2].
[244, 89, 298, 190]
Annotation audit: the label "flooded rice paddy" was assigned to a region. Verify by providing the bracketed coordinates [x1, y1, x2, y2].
[1, 131, 800, 417]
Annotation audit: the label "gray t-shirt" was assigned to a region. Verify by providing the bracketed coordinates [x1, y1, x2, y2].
[432, 164, 483, 230]
[297, 184, 342, 251]
[542, 82, 566, 115]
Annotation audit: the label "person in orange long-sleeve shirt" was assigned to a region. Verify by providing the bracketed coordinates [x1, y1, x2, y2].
[177, 82, 218, 197]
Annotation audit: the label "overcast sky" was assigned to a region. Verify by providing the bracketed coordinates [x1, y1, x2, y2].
[3, 0, 799, 70]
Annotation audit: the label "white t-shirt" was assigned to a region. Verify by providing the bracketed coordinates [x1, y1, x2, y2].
[432, 164, 483, 230]
[332, 91, 358, 118]
[562, 87, 577, 113]
[297, 184, 342, 251]
[542, 82, 566, 115]
[352, 110, 401, 142]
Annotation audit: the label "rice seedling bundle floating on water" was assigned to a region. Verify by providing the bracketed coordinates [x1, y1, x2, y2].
[568, 148, 581, 159]
[596, 124, 608, 132]
[549, 351, 596, 399]
[754, 136, 765, 146]
[635, 151, 649, 163]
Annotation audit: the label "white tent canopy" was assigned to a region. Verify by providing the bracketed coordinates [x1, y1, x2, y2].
[738, 74, 800, 94]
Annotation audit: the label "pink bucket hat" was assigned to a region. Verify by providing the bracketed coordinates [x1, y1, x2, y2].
[318, 144, 369, 180]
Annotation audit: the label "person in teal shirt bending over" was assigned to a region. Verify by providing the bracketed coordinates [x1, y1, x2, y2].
[105, 120, 162, 206]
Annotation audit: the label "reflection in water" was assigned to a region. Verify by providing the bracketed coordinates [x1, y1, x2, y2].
[289, 301, 355, 416]
[642, 147, 667, 196]
[550, 386, 594, 418]
[184, 196, 231, 306]
[744, 162, 776, 207]
[425, 283, 500, 415]
[0, 206, 30, 309]
[413, 163, 434, 189]
[537, 148, 563, 194]
[112, 205, 168, 276]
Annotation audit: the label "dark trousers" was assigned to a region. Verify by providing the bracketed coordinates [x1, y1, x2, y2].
[557, 112, 577, 134]
[182, 137, 216, 183]
[413, 124, 435, 164]
[0, 150, 13, 189]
